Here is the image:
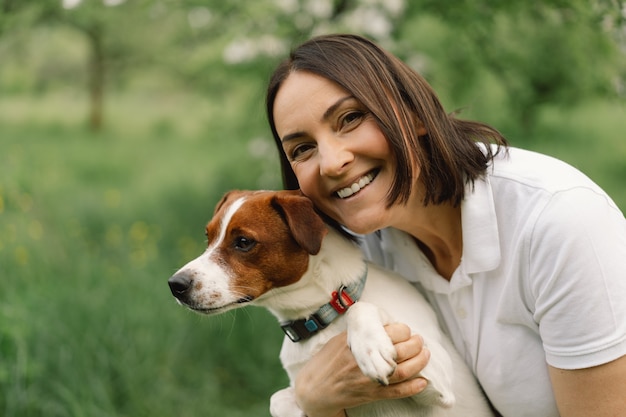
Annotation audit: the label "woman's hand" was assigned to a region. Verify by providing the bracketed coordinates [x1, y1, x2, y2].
[294, 323, 431, 417]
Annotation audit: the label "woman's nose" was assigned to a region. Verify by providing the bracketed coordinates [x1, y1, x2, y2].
[318, 136, 354, 177]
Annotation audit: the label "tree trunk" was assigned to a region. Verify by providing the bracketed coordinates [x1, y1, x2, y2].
[86, 26, 104, 131]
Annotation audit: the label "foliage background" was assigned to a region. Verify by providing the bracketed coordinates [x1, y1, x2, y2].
[1, 0, 625, 416]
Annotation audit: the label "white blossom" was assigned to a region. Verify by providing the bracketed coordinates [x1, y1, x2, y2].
[187, 7, 213, 30]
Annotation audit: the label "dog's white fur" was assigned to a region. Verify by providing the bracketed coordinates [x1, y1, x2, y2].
[169, 190, 493, 417]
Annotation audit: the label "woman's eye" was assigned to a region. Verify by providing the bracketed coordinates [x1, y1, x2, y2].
[340, 111, 364, 129]
[290, 143, 315, 160]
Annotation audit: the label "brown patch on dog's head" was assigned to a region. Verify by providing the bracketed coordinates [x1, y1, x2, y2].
[212, 190, 245, 215]
[205, 190, 328, 300]
[170, 190, 335, 314]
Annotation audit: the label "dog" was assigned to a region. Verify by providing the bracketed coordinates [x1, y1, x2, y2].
[168, 190, 494, 417]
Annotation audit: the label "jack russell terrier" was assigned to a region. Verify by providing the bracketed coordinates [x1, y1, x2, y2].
[168, 190, 493, 417]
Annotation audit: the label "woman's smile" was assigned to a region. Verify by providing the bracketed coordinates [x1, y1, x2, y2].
[335, 169, 379, 199]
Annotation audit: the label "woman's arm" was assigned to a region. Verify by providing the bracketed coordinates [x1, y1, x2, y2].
[549, 354, 626, 417]
[530, 188, 626, 415]
[294, 323, 431, 417]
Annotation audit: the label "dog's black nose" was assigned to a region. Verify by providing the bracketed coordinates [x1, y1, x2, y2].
[168, 273, 192, 301]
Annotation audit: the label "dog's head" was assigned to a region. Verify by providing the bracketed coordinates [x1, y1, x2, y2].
[168, 190, 328, 314]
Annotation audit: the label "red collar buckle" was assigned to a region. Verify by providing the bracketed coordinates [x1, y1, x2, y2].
[329, 285, 355, 314]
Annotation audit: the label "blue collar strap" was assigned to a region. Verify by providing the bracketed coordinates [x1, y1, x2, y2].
[280, 266, 368, 343]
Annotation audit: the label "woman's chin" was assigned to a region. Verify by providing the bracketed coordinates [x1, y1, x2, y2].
[339, 217, 385, 236]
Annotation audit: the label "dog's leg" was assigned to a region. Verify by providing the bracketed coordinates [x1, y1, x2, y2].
[346, 302, 457, 410]
[416, 336, 456, 409]
[269, 387, 306, 417]
[345, 302, 398, 385]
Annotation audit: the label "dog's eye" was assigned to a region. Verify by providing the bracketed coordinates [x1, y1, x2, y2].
[233, 236, 256, 252]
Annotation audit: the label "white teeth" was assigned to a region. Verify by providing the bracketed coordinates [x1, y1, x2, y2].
[337, 173, 375, 199]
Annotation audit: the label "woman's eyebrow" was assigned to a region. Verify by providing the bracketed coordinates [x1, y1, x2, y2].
[281, 132, 304, 143]
[322, 95, 355, 122]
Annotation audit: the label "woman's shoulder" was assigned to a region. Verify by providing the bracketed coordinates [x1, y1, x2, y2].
[489, 145, 606, 196]
[487, 146, 622, 234]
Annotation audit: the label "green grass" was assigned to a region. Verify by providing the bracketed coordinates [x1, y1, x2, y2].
[0, 92, 624, 417]
[0, 91, 287, 417]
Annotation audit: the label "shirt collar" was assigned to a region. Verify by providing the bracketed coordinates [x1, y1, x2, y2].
[461, 176, 501, 274]
[370, 177, 501, 294]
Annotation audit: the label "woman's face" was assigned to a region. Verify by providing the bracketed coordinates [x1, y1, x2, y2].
[272, 71, 398, 234]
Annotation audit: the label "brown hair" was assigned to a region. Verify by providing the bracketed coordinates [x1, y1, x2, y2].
[266, 34, 507, 207]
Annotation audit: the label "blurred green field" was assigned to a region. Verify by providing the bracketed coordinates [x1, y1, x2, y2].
[0, 91, 288, 417]
[1, 91, 624, 417]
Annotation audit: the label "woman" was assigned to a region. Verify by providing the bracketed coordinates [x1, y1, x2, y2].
[265, 34, 626, 417]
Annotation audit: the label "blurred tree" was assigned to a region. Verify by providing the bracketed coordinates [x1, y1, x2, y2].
[399, 0, 626, 131]
[163, 0, 410, 120]
[52, 0, 177, 131]
[0, 0, 185, 131]
[173, 0, 625, 132]
[1, 0, 624, 133]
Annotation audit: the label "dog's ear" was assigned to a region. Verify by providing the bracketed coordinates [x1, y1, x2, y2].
[271, 192, 328, 255]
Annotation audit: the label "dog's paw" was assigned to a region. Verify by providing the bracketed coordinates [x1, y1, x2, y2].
[269, 387, 306, 417]
[350, 335, 397, 385]
[346, 303, 397, 385]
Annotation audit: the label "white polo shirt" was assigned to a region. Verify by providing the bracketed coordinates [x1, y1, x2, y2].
[360, 147, 626, 417]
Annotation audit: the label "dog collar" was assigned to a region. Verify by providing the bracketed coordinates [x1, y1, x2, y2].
[280, 265, 368, 343]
